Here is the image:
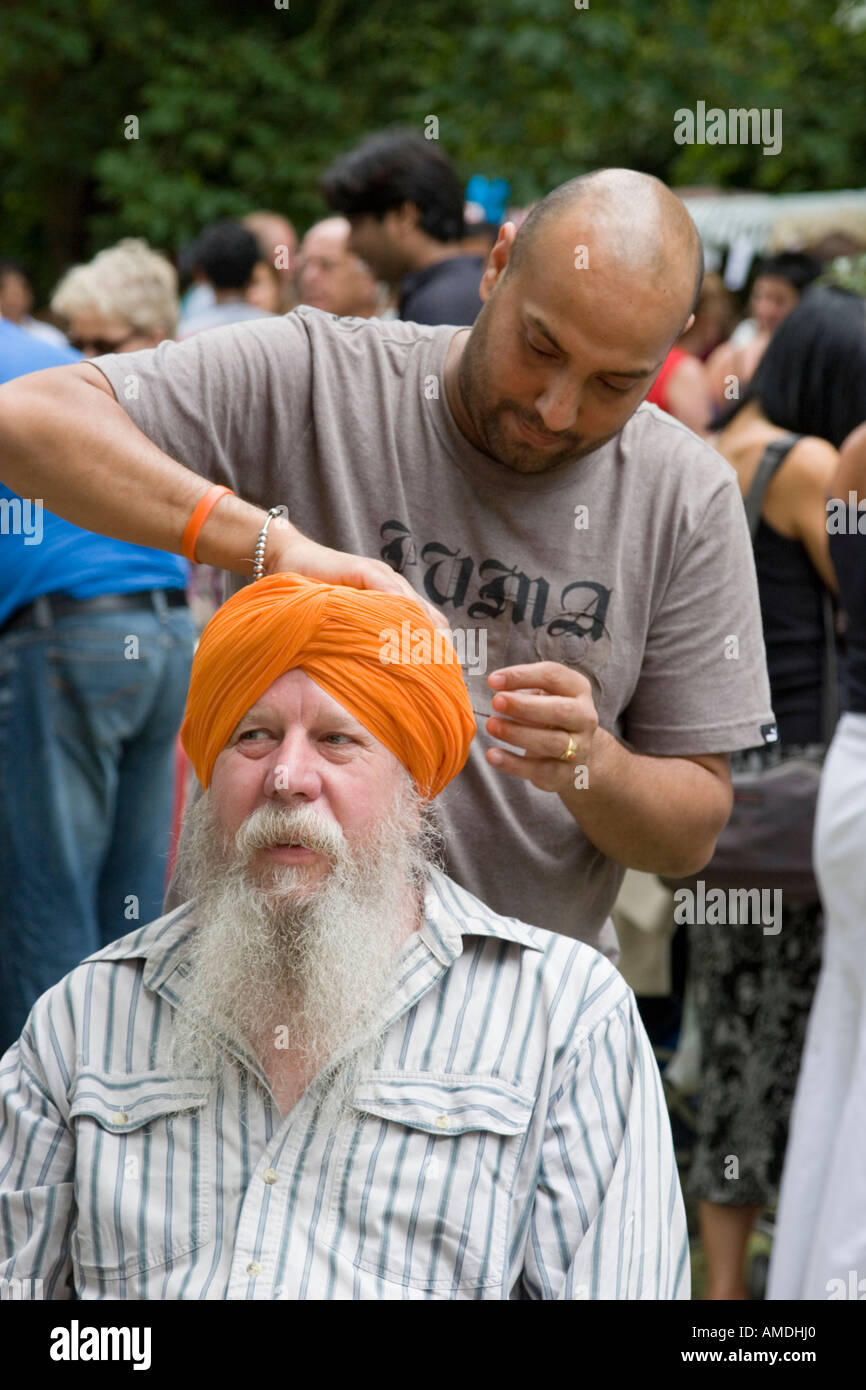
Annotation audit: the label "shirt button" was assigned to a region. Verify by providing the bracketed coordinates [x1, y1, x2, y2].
[246, 1261, 262, 1278]
[112, 1111, 128, 1125]
[273, 1286, 284, 1298]
[262, 1169, 278, 1185]
[435, 1114, 450, 1129]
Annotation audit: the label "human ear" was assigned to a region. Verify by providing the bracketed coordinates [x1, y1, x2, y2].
[479, 221, 516, 302]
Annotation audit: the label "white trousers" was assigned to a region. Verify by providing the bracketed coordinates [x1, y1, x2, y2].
[767, 712, 866, 1299]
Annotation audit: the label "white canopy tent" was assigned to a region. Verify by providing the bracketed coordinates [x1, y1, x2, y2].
[678, 188, 866, 257]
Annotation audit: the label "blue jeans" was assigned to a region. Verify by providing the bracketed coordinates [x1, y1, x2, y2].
[0, 596, 196, 1052]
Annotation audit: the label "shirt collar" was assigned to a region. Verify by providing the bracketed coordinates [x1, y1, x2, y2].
[81, 901, 200, 1006]
[419, 865, 544, 963]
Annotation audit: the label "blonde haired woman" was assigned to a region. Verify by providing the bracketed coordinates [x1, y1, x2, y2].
[51, 237, 177, 354]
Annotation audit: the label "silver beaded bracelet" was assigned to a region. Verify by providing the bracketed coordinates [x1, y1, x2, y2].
[253, 507, 285, 581]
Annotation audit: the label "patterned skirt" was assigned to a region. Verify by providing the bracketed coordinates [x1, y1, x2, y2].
[686, 899, 824, 1207]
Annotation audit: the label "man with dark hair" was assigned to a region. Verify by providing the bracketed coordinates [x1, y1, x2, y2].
[0, 167, 776, 965]
[178, 220, 273, 339]
[321, 128, 484, 326]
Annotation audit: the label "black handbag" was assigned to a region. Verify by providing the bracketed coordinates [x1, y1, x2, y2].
[666, 434, 838, 907]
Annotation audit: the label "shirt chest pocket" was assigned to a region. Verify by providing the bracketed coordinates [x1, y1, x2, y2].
[325, 1073, 535, 1297]
[68, 1070, 212, 1280]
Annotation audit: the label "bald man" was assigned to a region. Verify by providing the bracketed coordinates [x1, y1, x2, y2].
[296, 217, 382, 319]
[0, 576, 688, 1300]
[0, 168, 775, 963]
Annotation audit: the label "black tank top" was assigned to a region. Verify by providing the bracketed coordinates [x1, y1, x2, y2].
[753, 518, 827, 744]
[830, 530, 866, 714]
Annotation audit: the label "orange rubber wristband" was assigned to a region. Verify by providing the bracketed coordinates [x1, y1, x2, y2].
[181, 485, 234, 562]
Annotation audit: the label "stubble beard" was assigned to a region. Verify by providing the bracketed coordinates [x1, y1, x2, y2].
[456, 303, 620, 473]
[169, 782, 443, 1128]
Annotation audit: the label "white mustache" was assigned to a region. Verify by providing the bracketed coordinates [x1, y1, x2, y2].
[234, 804, 347, 861]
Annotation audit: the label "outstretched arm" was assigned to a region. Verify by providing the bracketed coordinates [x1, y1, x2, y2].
[0, 363, 266, 570]
[0, 361, 443, 621]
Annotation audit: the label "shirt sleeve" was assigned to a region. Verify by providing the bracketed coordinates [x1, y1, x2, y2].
[521, 992, 690, 1300]
[0, 1007, 77, 1301]
[90, 313, 315, 513]
[623, 467, 776, 755]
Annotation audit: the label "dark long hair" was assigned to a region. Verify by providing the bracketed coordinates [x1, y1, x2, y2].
[719, 286, 866, 447]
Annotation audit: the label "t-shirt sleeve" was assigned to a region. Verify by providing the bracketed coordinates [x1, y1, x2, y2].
[623, 469, 775, 755]
[90, 313, 314, 511]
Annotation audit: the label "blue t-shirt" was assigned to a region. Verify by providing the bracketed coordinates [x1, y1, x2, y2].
[0, 319, 188, 627]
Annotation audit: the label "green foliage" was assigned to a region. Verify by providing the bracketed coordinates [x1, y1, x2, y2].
[819, 253, 866, 295]
[1, 0, 864, 298]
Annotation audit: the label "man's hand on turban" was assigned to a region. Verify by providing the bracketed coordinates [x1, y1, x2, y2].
[484, 661, 599, 793]
[263, 519, 450, 634]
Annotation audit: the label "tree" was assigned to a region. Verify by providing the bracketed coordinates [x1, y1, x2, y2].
[1, 0, 864, 299]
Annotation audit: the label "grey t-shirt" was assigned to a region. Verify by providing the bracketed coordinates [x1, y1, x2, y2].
[95, 306, 774, 954]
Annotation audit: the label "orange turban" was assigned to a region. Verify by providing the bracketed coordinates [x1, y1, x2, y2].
[180, 572, 476, 799]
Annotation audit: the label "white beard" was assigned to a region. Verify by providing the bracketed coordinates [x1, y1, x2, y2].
[168, 780, 443, 1129]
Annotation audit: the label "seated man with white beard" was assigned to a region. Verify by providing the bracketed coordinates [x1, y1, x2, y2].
[0, 573, 688, 1301]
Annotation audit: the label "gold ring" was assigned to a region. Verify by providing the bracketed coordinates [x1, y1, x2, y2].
[558, 733, 578, 763]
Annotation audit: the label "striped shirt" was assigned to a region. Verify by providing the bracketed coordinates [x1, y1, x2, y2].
[0, 867, 689, 1300]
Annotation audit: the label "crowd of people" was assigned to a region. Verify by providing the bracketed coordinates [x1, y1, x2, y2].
[0, 128, 865, 1302]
